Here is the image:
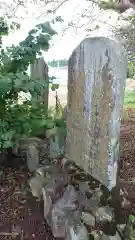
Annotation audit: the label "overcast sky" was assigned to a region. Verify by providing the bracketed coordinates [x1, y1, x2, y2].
[1, 0, 125, 61]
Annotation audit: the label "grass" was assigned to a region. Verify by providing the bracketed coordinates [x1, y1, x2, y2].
[124, 91, 135, 108]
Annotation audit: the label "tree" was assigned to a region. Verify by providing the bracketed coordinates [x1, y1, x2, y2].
[115, 13, 135, 77]
[99, 0, 135, 13]
[0, 17, 58, 152]
[0, 0, 69, 21]
[98, 0, 135, 77]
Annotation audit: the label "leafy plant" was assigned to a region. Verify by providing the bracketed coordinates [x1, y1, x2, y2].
[49, 76, 59, 91]
[124, 215, 135, 239]
[124, 91, 135, 108]
[0, 17, 63, 153]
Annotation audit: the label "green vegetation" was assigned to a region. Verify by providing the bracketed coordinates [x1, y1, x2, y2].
[0, 0, 135, 154]
[48, 58, 68, 67]
[124, 215, 135, 239]
[100, 0, 135, 110]
[0, 17, 66, 153]
[99, 0, 135, 13]
[124, 91, 135, 109]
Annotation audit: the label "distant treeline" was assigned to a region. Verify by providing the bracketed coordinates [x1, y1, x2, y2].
[48, 59, 68, 67]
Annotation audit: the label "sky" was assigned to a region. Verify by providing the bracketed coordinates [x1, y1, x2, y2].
[1, 0, 130, 61]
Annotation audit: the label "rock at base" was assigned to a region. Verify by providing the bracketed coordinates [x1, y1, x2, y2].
[81, 212, 95, 227]
[100, 231, 121, 240]
[66, 224, 89, 240]
[46, 185, 77, 238]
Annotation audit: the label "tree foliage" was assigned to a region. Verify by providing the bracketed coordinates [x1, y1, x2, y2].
[48, 58, 68, 67]
[116, 14, 135, 77]
[0, 0, 68, 21]
[99, 0, 135, 13]
[98, 0, 135, 77]
[0, 17, 63, 152]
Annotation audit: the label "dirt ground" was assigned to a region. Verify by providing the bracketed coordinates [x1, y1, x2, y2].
[125, 78, 135, 91]
[119, 117, 135, 220]
[120, 79, 135, 198]
[0, 167, 55, 240]
[49, 86, 67, 107]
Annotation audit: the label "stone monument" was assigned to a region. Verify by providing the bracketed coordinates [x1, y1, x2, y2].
[30, 57, 49, 114]
[65, 37, 127, 190]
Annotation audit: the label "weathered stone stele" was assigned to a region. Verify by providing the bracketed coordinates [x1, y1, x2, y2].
[65, 37, 127, 190]
[30, 57, 49, 114]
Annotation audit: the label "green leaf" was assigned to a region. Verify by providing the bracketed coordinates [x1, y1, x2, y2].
[40, 119, 47, 127]
[45, 118, 55, 129]
[0, 18, 58, 151]
[2, 140, 13, 149]
[1, 130, 14, 140]
[51, 83, 59, 91]
[128, 16, 135, 20]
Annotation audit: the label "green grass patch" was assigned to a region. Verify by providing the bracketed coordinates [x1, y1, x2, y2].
[124, 91, 135, 108]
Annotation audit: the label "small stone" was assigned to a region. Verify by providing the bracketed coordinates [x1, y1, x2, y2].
[66, 224, 89, 240]
[49, 185, 77, 238]
[117, 223, 126, 232]
[27, 144, 39, 172]
[42, 188, 52, 217]
[61, 158, 70, 170]
[121, 198, 130, 209]
[66, 211, 81, 227]
[81, 212, 95, 227]
[131, 177, 135, 184]
[41, 159, 48, 165]
[100, 231, 121, 240]
[89, 195, 101, 213]
[77, 192, 99, 213]
[85, 190, 93, 199]
[117, 224, 125, 237]
[11, 224, 22, 235]
[79, 182, 91, 193]
[67, 164, 78, 175]
[29, 175, 45, 198]
[44, 173, 69, 201]
[95, 206, 114, 222]
[36, 166, 49, 178]
[94, 187, 103, 201]
[120, 188, 128, 197]
[90, 230, 103, 240]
